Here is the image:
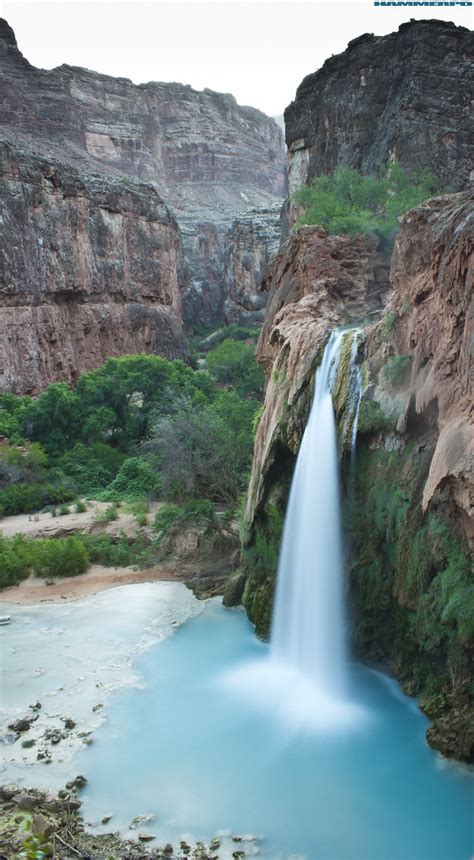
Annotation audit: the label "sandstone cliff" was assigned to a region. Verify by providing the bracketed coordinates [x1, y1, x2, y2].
[285, 19, 473, 198]
[0, 138, 186, 393]
[0, 18, 286, 333]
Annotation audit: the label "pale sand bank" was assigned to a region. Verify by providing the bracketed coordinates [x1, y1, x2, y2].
[0, 564, 181, 605]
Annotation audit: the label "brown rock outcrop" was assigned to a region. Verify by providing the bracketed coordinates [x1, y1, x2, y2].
[373, 190, 474, 544]
[246, 226, 389, 522]
[223, 204, 282, 325]
[0, 139, 186, 393]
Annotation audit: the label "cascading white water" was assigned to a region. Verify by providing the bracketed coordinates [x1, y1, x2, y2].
[271, 330, 349, 700]
[221, 328, 366, 730]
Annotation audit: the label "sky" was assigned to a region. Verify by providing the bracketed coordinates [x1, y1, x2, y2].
[1, 0, 472, 116]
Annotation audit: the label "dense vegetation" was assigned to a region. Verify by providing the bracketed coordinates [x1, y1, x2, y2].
[294, 163, 444, 248]
[0, 333, 263, 588]
[0, 534, 89, 588]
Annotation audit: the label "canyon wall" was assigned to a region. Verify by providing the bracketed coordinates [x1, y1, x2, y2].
[285, 19, 473, 197]
[0, 138, 187, 393]
[0, 18, 286, 347]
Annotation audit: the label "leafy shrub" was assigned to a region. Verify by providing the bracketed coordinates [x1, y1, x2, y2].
[0, 534, 89, 588]
[75, 500, 87, 513]
[78, 532, 151, 568]
[35, 537, 89, 578]
[357, 400, 391, 434]
[56, 443, 125, 494]
[194, 324, 260, 352]
[154, 499, 215, 537]
[58, 504, 70, 516]
[0, 482, 75, 518]
[295, 162, 444, 248]
[147, 391, 257, 504]
[381, 310, 398, 334]
[0, 442, 48, 490]
[104, 457, 163, 500]
[93, 503, 119, 524]
[125, 499, 149, 527]
[382, 355, 412, 387]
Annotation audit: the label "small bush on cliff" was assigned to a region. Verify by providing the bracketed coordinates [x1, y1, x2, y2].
[382, 354, 412, 387]
[357, 400, 391, 434]
[295, 162, 443, 248]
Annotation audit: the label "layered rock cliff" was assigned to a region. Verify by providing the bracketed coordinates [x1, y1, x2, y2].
[285, 19, 473, 197]
[0, 138, 186, 393]
[0, 18, 286, 343]
[232, 190, 473, 761]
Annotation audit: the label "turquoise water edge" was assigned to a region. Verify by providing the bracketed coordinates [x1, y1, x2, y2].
[76, 599, 473, 860]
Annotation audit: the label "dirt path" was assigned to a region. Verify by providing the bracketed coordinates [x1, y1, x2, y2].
[0, 563, 182, 605]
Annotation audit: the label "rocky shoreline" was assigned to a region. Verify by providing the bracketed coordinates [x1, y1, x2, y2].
[0, 783, 262, 859]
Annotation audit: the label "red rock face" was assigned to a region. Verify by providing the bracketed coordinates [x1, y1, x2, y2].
[246, 226, 390, 522]
[0, 19, 286, 331]
[0, 140, 187, 394]
[382, 191, 474, 544]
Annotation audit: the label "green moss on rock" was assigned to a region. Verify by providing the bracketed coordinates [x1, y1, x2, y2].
[223, 571, 247, 607]
[240, 503, 285, 639]
[349, 435, 473, 761]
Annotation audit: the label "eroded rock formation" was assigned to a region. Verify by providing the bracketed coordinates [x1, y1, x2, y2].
[369, 191, 473, 545]
[0, 18, 286, 342]
[245, 226, 389, 525]
[285, 19, 473, 197]
[0, 139, 186, 393]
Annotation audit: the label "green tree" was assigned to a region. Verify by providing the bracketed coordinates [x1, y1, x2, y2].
[146, 390, 257, 504]
[206, 339, 264, 398]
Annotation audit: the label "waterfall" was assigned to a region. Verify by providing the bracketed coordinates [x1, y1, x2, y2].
[271, 330, 349, 701]
[221, 329, 365, 731]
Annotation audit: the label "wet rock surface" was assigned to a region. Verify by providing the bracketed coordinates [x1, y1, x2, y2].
[245, 225, 389, 524]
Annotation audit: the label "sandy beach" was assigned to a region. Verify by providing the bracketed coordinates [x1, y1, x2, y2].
[0, 563, 182, 605]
